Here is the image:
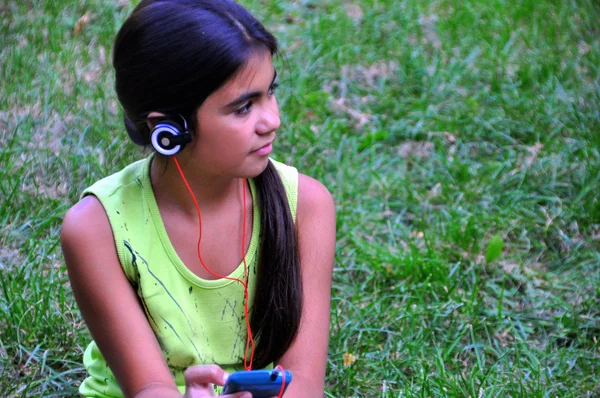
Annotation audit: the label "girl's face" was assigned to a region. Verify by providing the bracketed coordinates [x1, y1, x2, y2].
[187, 49, 280, 178]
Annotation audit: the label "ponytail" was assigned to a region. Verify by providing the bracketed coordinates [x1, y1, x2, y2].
[251, 160, 302, 368]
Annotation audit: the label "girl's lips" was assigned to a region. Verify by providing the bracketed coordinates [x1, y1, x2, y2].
[252, 142, 273, 155]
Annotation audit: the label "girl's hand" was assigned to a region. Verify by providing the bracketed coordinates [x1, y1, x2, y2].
[183, 365, 250, 398]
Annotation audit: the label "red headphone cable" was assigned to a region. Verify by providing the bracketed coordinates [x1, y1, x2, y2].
[273, 365, 286, 398]
[173, 157, 255, 370]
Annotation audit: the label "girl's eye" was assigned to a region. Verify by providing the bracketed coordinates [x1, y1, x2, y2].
[235, 101, 252, 115]
[268, 82, 280, 95]
[234, 83, 279, 115]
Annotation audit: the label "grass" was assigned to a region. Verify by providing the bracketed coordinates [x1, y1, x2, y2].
[1, 0, 599, 396]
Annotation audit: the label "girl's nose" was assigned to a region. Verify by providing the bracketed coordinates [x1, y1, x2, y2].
[257, 100, 280, 135]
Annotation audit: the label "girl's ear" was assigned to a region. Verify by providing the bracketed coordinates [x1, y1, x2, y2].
[146, 112, 167, 130]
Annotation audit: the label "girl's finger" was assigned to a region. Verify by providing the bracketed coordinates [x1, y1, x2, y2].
[184, 365, 229, 388]
[222, 393, 252, 398]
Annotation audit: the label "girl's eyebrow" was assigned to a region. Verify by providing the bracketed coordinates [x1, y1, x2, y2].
[224, 70, 278, 109]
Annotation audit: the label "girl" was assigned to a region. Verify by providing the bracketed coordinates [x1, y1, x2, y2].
[60, 1, 336, 397]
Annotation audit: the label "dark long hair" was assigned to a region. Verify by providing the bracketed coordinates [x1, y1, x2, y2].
[113, 0, 302, 368]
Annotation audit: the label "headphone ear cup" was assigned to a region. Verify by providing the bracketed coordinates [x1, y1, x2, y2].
[150, 120, 189, 156]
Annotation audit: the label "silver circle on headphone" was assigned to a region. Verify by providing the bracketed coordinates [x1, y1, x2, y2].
[151, 124, 181, 156]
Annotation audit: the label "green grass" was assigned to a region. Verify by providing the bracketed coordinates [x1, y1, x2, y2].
[1, 0, 599, 396]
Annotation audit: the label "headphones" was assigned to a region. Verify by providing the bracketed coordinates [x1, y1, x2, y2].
[150, 115, 191, 156]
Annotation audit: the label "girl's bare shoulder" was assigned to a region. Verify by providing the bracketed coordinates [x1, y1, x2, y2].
[61, 195, 111, 249]
[297, 173, 335, 219]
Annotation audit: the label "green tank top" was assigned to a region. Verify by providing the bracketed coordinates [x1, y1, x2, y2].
[78, 155, 298, 397]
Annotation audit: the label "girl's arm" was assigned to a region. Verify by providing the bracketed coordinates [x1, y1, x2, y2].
[61, 196, 183, 398]
[277, 174, 337, 397]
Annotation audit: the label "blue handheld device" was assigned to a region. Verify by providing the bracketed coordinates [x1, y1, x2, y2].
[222, 369, 292, 397]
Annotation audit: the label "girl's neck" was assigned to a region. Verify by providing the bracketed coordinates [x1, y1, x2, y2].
[150, 154, 244, 217]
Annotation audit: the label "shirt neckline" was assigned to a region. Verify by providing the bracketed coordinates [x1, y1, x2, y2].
[142, 155, 260, 289]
